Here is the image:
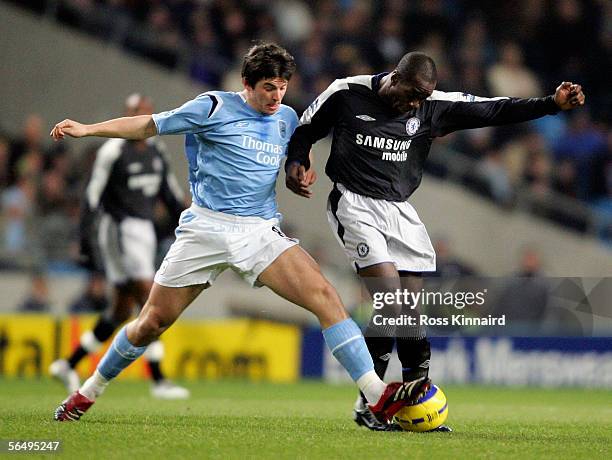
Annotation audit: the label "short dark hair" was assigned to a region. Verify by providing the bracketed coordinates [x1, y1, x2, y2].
[241, 42, 296, 88]
[396, 52, 437, 83]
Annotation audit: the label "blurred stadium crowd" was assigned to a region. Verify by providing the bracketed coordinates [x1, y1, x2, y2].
[1, 0, 611, 310]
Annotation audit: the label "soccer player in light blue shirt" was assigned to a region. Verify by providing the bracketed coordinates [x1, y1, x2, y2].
[50, 43, 430, 425]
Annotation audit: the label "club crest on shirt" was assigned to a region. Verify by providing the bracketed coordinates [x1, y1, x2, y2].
[357, 242, 370, 258]
[278, 120, 287, 139]
[406, 117, 420, 135]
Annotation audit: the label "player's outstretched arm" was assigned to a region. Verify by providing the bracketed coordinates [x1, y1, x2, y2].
[430, 82, 587, 137]
[554, 81, 585, 110]
[50, 115, 157, 141]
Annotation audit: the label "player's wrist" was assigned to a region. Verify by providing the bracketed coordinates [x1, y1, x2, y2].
[284, 160, 303, 172]
[546, 95, 562, 114]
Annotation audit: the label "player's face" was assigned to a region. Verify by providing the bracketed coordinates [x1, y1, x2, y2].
[245, 78, 288, 115]
[387, 74, 436, 113]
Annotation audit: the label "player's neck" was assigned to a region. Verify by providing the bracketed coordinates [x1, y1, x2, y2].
[378, 74, 392, 98]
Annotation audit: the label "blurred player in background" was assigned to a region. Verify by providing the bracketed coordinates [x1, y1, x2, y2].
[286, 51, 585, 431]
[50, 43, 430, 424]
[49, 94, 189, 400]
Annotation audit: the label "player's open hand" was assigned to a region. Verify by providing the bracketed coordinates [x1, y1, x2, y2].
[286, 162, 317, 198]
[554, 82, 585, 110]
[50, 119, 88, 141]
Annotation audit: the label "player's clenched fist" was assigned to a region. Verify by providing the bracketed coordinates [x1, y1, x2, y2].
[554, 81, 585, 110]
[50, 119, 88, 140]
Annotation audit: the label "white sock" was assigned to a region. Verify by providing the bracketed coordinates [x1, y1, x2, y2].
[356, 370, 386, 404]
[79, 370, 109, 400]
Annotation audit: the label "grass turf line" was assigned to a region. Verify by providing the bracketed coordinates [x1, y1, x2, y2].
[1, 378, 610, 459]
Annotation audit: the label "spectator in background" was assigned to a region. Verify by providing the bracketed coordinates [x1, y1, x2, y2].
[8, 114, 46, 187]
[69, 273, 108, 314]
[375, 13, 405, 69]
[1, 174, 37, 266]
[553, 111, 606, 200]
[38, 169, 77, 269]
[430, 238, 476, 278]
[123, 4, 184, 69]
[487, 41, 542, 98]
[404, 0, 454, 48]
[591, 133, 612, 243]
[476, 149, 514, 207]
[552, 158, 579, 199]
[452, 14, 495, 72]
[189, 9, 230, 87]
[272, 0, 313, 45]
[18, 273, 51, 312]
[523, 148, 552, 197]
[495, 246, 548, 333]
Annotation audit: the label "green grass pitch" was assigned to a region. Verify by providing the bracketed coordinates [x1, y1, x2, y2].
[1, 378, 610, 459]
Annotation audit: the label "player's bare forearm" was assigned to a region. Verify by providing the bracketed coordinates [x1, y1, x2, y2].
[50, 115, 157, 141]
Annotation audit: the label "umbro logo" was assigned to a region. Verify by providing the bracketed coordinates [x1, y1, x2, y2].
[379, 353, 392, 362]
[356, 114, 376, 121]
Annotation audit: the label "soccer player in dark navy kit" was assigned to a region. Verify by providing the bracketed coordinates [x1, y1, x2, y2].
[286, 51, 585, 431]
[50, 94, 190, 400]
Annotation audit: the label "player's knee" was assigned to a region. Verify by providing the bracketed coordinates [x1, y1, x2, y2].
[310, 281, 347, 324]
[134, 305, 170, 343]
[312, 281, 340, 307]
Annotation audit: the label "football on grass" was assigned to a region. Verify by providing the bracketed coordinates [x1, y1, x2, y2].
[393, 384, 448, 432]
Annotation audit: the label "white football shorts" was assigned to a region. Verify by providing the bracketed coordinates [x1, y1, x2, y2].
[98, 214, 157, 284]
[327, 183, 436, 272]
[154, 204, 298, 288]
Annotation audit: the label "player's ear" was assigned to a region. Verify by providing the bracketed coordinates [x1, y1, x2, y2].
[390, 70, 400, 86]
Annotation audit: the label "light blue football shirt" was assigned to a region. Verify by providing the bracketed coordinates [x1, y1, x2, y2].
[152, 91, 299, 219]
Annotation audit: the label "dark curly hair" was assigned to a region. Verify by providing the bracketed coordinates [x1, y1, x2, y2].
[241, 42, 296, 88]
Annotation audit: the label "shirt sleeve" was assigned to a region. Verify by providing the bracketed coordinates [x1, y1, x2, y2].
[152, 93, 222, 135]
[85, 138, 123, 210]
[286, 82, 344, 171]
[428, 91, 560, 137]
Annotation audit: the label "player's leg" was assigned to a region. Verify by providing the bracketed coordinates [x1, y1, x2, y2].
[326, 184, 423, 428]
[397, 272, 430, 382]
[257, 246, 429, 423]
[54, 282, 206, 421]
[397, 271, 452, 432]
[355, 262, 406, 429]
[131, 278, 190, 399]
